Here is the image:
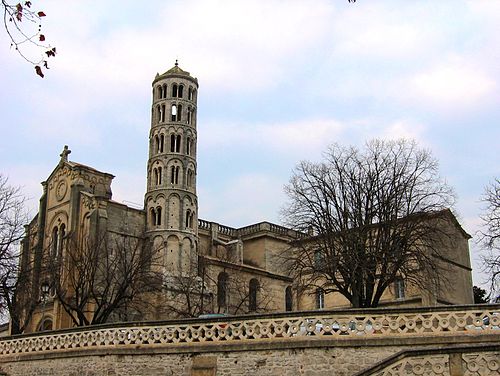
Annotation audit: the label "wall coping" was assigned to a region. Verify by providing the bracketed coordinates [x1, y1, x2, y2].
[1, 304, 498, 361]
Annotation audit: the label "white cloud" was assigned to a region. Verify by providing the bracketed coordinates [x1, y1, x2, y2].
[410, 58, 496, 109]
[200, 118, 344, 157]
[331, 3, 442, 61]
[199, 172, 285, 226]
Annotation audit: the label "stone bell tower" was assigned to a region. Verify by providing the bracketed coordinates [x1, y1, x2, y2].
[145, 61, 199, 276]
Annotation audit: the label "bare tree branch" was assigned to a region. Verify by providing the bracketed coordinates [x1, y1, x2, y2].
[479, 177, 500, 298]
[46, 229, 163, 326]
[282, 139, 456, 308]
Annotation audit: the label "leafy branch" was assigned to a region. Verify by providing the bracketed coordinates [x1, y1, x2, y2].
[2, 1, 56, 77]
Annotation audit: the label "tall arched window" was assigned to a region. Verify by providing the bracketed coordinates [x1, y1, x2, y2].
[155, 135, 160, 153]
[162, 84, 167, 98]
[170, 166, 179, 184]
[187, 169, 193, 187]
[249, 279, 259, 312]
[172, 84, 178, 97]
[315, 288, 325, 310]
[58, 224, 65, 256]
[285, 286, 293, 311]
[178, 84, 184, 98]
[159, 134, 164, 152]
[217, 272, 228, 310]
[150, 208, 156, 226]
[161, 104, 166, 122]
[169, 134, 181, 153]
[185, 209, 194, 228]
[188, 86, 193, 100]
[156, 206, 162, 226]
[157, 167, 162, 185]
[171, 104, 177, 121]
[177, 104, 182, 122]
[157, 105, 161, 123]
[51, 227, 58, 256]
[176, 135, 181, 152]
[157, 86, 162, 100]
[170, 134, 175, 152]
[394, 277, 405, 299]
[187, 108, 192, 125]
[186, 137, 191, 155]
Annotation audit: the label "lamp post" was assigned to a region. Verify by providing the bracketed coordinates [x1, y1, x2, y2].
[39, 282, 50, 331]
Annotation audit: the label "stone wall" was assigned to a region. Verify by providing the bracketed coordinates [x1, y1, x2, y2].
[1, 305, 498, 376]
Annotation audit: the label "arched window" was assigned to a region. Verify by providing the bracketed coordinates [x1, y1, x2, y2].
[217, 272, 228, 310]
[157, 105, 161, 123]
[58, 224, 65, 257]
[150, 208, 156, 226]
[157, 86, 162, 100]
[161, 104, 166, 122]
[170, 134, 175, 152]
[185, 209, 194, 228]
[156, 206, 162, 226]
[188, 86, 193, 101]
[153, 168, 158, 185]
[172, 83, 178, 97]
[249, 279, 259, 312]
[186, 137, 191, 155]
[176, 135, 181, 152]
[315, 288, 325, 310]
[51, 227, 58, 256]
[171, 104, 177, 121]
[285, 286, 293, 311]
[394, 277, 405, 299]
[178, 84, 184, 98]
[157, 167, 162, 185]
[170, 166, 179, 184]
[187, 108, 192, 125]
[37, 317, 53, 332]
[159, 134, 164, 153]
[177, 104, 182, 122]
[155, 135, 160, 153]
[169, 134, 181, 153]
[187, 169, 193, 187]
[162, 84, 167, 98]
[314, 249, 324, 271]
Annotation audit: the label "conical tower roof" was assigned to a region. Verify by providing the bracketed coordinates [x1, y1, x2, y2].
[154, 60, 198, 83]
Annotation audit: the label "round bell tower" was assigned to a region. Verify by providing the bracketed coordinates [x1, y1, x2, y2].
[145, 61, 199, 275]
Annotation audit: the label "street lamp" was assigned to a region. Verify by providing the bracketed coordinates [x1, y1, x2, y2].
[39, 282, 50, 331]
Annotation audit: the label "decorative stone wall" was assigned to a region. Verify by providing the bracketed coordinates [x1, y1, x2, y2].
[0, 305, 498, 376]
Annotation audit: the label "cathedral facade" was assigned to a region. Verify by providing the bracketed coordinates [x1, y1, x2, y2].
[18, 64, 474, 333]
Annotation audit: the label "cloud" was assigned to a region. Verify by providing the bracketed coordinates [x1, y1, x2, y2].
[409, 57, 496, 109]
[200, 118, 344, 157]
[199, 172, 285, 227]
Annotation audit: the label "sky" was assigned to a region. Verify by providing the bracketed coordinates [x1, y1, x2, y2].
[0, 0, 499, 289]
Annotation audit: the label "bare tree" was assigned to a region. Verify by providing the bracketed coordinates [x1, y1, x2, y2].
[47, 230, 162, 326]
[161, 255, 212, 318]
[0, 174, 37, 333]
[162, 248, 274, 318]
[479, 178, 500, 297]
[2, 0, 56, 77]
[282, 139, 456, 308]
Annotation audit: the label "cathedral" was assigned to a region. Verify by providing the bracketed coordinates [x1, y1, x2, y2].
[17, 63, 474, 333]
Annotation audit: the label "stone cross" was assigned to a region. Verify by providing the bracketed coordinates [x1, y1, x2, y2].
[60, 145, 71, 162]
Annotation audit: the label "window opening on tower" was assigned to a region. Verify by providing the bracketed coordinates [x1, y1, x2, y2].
[171, 104, 177, 121]
[170, 166, 180, 184]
